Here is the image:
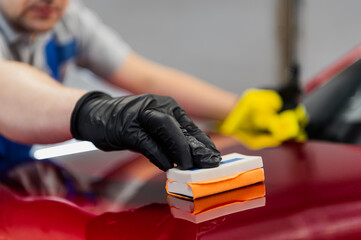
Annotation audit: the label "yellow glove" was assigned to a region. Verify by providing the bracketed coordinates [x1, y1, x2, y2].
[218, 89, 308, 149]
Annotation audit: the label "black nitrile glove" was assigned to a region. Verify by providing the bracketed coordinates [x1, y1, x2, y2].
[71, 92, 221, 171]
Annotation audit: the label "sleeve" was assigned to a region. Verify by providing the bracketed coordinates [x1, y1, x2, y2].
[66, 0, 131, 79]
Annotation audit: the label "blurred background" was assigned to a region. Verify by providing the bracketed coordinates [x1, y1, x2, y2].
[64, 0, 361, 95]
[38, 0, 361, 165]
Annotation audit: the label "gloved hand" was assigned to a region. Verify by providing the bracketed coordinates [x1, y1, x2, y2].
[71, 92, 221, 171]
[218, 88, 308, 149]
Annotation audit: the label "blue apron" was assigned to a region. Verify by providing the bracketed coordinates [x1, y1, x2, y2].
[0, 35, 77, 172]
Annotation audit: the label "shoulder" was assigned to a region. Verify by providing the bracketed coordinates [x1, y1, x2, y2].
[55, 0, 104, 36]
[52, 1, 79, 36]
[0, 34, 11, 59]
[53, 0, 90, 40]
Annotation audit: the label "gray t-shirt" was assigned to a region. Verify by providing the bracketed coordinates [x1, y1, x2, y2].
[0, 1, 132, 161]
[0, 0, 131, 81]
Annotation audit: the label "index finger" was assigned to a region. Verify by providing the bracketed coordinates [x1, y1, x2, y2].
[173, 107, 221, 156]
[140, 109, 194, 170]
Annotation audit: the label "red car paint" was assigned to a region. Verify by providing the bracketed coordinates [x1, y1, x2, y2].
[305, 44, 361, 94]
[1, 139, 361, 239]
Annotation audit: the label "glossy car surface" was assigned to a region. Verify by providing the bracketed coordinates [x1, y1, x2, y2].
[1, 45, 361, 239]
[1, 137, 361, 240]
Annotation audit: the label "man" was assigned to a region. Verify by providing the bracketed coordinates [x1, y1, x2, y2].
[0, 0, 305, 171]
[0, 0, 237, 118]
[0, 0, 235, 171]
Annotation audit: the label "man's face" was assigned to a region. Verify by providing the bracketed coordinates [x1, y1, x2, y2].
[0, 0, 70, 33]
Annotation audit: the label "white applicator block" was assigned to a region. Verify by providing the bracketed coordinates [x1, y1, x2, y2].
[166, 153, 263, 183]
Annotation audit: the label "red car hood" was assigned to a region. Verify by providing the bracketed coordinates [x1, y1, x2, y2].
[1, 136, 361, 239]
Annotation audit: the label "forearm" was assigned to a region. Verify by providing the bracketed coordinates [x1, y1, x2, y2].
[109, 52, 238, 121]
[0, 61, 86, 144]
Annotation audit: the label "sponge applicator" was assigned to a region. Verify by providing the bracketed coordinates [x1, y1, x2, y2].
[166, 153, 264, 199]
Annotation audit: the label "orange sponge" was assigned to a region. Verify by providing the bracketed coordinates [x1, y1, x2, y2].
[166, 153, 264, 199]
